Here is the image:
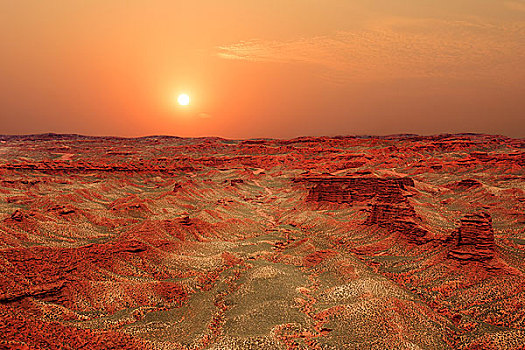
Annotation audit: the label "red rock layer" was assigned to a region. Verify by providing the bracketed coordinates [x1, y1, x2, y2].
[448, 212, 495, 261]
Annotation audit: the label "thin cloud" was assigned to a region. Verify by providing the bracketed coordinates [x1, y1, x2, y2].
[217, 18, 525, 84]
[505, 1, 525, 12]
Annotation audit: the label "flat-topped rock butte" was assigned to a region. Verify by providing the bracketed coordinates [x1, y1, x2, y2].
[0, 133, 524, 349]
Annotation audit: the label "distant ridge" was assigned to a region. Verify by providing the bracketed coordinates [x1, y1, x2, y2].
[0, 132, 521, 142]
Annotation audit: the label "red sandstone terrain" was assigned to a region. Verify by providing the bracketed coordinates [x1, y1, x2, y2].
[0, 133, 524, 349]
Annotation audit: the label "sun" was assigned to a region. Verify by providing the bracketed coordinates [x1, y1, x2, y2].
[177, 93, 190, 106]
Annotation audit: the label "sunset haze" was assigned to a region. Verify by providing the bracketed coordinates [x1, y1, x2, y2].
[1, 1, 524, 138]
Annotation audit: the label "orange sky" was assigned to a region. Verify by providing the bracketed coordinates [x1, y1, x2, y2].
[1, 1, 524, 138]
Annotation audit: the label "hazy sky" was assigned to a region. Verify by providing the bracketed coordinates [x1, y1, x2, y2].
[1, 1, 524, 138]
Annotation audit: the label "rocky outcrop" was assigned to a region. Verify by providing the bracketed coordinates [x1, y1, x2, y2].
[49, 205, 76, 215]
[229, 179, 244, 186]
[10, 209, 24, 222]
[173, 183, 183, 192]
[446, 179, 482, 190]
[177, 216, 192, 226]
[365, 202, 429, 244]
[448, 212, 495, 261]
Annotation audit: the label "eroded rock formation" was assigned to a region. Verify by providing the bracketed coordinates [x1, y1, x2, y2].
[448, 212, 496, 261]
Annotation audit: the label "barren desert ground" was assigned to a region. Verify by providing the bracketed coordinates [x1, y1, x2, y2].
[0, 133, 524, 349]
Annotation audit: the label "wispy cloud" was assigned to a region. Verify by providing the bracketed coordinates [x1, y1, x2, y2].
[217, 18, 525, 84]
[505, 1, 525, 12]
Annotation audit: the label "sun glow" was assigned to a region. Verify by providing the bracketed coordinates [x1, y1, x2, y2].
[177, 93, 190, 106]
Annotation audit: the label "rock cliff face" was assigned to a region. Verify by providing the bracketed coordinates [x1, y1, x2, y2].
[448, 212, 495, 261]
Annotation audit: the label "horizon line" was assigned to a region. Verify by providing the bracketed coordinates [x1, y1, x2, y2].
[0, 132, 522, 142]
